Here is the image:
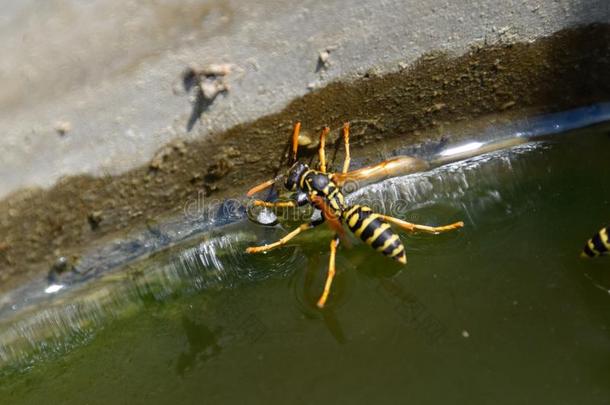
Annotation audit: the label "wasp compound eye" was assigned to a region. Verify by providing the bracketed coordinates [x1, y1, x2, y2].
[285, 162, 307, 191]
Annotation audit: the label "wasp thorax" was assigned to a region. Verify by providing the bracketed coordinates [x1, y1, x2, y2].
[285, 162, 308, 191]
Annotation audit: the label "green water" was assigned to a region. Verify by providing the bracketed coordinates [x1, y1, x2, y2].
[1, 126, 610, 404]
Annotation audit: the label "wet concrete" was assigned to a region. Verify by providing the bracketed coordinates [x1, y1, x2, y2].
[1, 24, 610, 293]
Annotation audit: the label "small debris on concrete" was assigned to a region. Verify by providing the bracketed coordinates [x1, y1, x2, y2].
[201, 63, 234, 77]
[150, 152, 166, 171]
[318, 50, 331, 67]
[87, 210, 104, 230]
[183, 63, 235, 130]
[54, 120, 72, 136]
[205, 157, 233, 182]
[199, 78, 229, 100]
[183, 63, 233, 95]
[150, 139, 188, 171]
[316, 45, 338, 72]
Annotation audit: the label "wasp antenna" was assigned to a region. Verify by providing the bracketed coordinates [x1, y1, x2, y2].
[246, 177, 279, 197]
[291, 121, 302, 163]
[318, 126, 330, 173]
[342, 122, 351, 174]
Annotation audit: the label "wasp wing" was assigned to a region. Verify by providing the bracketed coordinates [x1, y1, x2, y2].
[331, 155, 429, 189]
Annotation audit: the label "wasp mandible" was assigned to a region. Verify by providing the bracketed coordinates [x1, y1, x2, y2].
[245, 122, 464, 308]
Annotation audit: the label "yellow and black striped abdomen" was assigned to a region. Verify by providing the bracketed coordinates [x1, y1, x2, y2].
[582, 226, 610, 258]
[342, 205, 406, 264]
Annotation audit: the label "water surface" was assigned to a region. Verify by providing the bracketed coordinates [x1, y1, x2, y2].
[1, 124, 609, 405]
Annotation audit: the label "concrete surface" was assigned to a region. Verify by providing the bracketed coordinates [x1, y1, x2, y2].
[1, 0, 609, 199]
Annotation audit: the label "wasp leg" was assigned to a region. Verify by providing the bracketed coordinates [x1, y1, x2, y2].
[245, 220, 320, 254]
[247, 178, 278, 197]
[251, 200, 297, 209]
[342, 122, 351, 174]
[291, 121, 301, 163]
[318, 126, 330, 173]
[378, 215, 464, 234]
[317, 236, 340, 308]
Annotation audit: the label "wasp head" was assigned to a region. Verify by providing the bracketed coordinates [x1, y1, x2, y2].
[285, 162, 308, 191]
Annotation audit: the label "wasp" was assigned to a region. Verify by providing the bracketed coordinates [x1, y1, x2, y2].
[581, 225, 610, 258]
[245, 122, 464, 308]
